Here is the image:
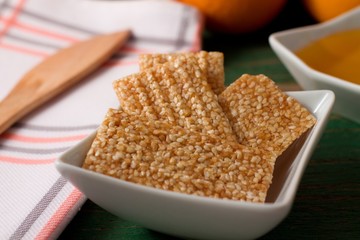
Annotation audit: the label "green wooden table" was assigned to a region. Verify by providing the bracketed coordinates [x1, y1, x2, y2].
[59, 2, 360, 239]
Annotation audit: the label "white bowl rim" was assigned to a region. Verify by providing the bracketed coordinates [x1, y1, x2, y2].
[269, 6, 360, 93]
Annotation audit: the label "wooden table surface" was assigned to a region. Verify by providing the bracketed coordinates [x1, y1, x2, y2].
[59, 2, 360, 239]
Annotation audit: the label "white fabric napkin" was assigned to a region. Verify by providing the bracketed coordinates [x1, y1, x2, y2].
[0, 0, 202, 239]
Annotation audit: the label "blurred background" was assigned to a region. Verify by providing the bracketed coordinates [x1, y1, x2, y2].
[196, 0, 359, 85]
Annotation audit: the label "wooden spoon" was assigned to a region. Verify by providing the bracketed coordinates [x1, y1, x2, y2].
[0, 30, 131, 135]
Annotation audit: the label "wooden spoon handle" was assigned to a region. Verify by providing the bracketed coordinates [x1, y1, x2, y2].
[0, 30, 130, 135]
[0, 88, 35, 134]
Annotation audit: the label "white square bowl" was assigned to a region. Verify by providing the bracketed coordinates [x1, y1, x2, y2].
[56, 90, 334, 240]
[269, 7, 360, 124]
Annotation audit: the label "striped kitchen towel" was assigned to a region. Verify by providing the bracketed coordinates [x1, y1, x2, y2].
[0, 0, 202, 239]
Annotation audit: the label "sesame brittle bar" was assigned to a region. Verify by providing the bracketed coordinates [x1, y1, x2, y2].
[139, 51, 225, 95]
[114, 55, 236, 142]
[82, 109, 274, 203]
[218, 74, 317, 165]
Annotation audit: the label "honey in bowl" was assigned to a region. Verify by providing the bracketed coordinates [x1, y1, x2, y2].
[295, 29, 360, 85]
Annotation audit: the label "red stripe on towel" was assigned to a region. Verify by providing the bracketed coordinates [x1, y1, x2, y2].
[190, 13, 203, 52]
[0, 0, 26, 38]
[0, 42, 48, 57]
[2, 133, 87, 143]
[35, 188, 83, 240]
[0, 155, 54, 164]
[0, 17, 79, 42]
[102, 59, 138, 67]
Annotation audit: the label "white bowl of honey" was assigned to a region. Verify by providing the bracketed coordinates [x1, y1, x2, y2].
[269, 6, 360, 124]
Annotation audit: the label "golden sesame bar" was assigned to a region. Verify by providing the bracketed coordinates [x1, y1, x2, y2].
[83, 108, 275, 203]
[139, 51, 225, 95]
[111, 72, 159, 120]
[218, 74, 317, 164]
[113, 71, 182, 124]
[114, 55, 236, 142]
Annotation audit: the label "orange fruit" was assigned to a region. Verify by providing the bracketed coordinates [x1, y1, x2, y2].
[178, 0, 287, 33]
[303, 0, 360, 22]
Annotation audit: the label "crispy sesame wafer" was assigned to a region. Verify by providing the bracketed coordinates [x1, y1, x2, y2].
[112, 72, 158, 119]
[83, 108, 274, 203]
[114, 55, 236, 142]
[218, 74, 317, 163]
[139, 51, 225, 94]
[154, 55, 234, 140]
